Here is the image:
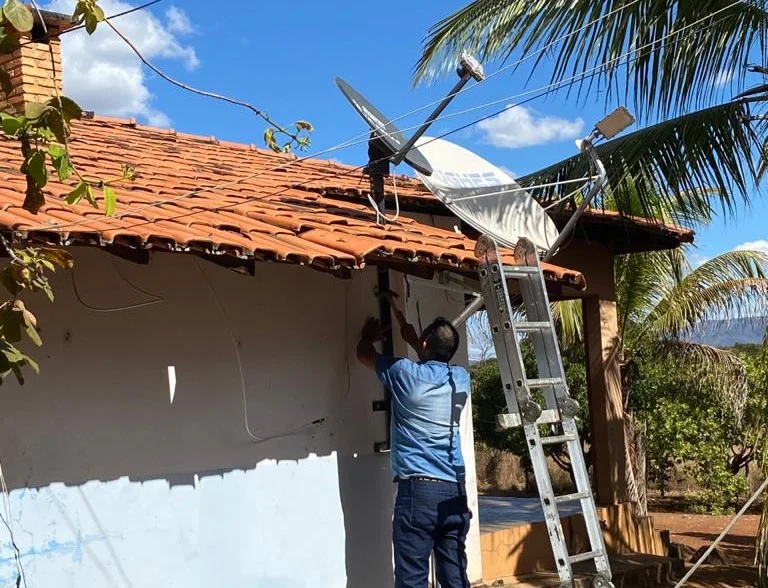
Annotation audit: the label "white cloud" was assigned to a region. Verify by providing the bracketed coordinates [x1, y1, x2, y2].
[477, 105, 584, 149]
[689, 252, 711, 268]
[45, 1, 199, 127]
[166, 6, 195, 35]
[735, 240, 768, 256]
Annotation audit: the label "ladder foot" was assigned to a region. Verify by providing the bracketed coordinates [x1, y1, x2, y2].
[591, 575, 614, 588]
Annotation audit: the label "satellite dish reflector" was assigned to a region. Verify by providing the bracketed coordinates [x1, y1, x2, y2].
[336, 77, 433, 176]
[413, 137, 559, 253]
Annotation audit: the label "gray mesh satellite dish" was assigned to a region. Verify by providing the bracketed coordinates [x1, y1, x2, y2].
[336, 78, 433, 176]
[413, 136, 560, 253]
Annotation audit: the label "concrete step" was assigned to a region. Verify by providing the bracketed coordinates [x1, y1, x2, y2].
[476, 554, 684, 587]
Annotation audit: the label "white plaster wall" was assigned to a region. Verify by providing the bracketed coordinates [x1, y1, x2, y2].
[0, 247, 406, 587]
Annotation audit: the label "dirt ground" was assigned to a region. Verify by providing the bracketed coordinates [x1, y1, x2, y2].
[650, 510, 761, 587]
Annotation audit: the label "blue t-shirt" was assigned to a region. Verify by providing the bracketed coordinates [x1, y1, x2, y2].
[375, 356, 471, 482]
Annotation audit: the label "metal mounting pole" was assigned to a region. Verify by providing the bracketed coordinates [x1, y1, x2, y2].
[452, 294, 485, 328]
[391, 52, 485, 167]
[542, 131, 606, 262]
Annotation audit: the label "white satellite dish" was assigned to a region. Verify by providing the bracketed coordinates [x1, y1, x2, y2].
[413, 136, 560, 253]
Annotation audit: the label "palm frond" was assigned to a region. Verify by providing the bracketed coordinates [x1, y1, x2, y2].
[415, 0, 768, 119]
[651, 340, 749, 421]
[615, 249, 687, 347]
[413, 0, 528, 85]
[645, 250, 768, 340]
[599, 173, 719, 226]
[517, 102, 759, 225]
[551, 299, 583, 348]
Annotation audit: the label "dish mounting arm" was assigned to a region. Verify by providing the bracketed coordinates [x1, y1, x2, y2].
[451, 118, 620, 330]
[542, 132, 606, 263]
[390, 52, 485, 167]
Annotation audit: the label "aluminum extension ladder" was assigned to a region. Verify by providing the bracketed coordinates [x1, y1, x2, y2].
[475, 234, 614, 588]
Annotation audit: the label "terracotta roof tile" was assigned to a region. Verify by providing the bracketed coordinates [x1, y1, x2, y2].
[0, 116, 586, 289]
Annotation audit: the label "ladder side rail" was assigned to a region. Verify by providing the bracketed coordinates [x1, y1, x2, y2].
[524, 423, 577, 585]
[562, 419, 613, 579]
[517, 263, 572, 409]
[522, 261, 613, 580]
[478, 248, 536, 413]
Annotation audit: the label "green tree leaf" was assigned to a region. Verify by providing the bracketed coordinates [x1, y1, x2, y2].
[103, 185, 116, 216]
[23, 175, 44, 213]
[39, 247, 73, 269]
[26, 150, 47, 187]
[25, 102, 52, 121]
[65, 181, 88, 205]
[24, 322, 41, 346]
[85, 13, 98, 34]
[3, 0, 34, 33]
[0, 306, 22, 343]
[47, 144, 65, 158]
[85, 184, 97, 208]
[24, 354, 39, 374]
[0, 268, 20, 296]
[0, 26, 19, 52]
[10, 363, 24, 385]
[47, 96, 83, 122]
[44, 108, 68, 144]
[295, 120, 314, 132]
[48, 144, 73, 181]
[0, 113, 23, 135]
[264, 128, 278, 152]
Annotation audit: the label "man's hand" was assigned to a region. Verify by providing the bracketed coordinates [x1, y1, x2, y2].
[361, 317, 388, 343]
[377, 290, 421, 354]
[357, 317, 389, 370]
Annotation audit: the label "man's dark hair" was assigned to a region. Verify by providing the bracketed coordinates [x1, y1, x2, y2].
[420, 317, 460, 363]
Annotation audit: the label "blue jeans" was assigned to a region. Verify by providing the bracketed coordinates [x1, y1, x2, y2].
[393, 478, 471, 587]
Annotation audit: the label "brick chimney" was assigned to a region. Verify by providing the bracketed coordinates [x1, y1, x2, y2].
[0, 9, 75, 114]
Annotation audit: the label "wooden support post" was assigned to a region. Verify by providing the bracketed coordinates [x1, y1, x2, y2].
[583, 296, 629, 505]
[552, 240, 629, 506]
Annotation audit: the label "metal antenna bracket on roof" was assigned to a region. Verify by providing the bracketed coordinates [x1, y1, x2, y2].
[336, 51, 485, 221]
[542, 106, 635, 262]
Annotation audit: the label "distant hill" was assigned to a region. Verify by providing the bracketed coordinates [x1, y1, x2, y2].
[468, 317, 766, 363]
[686, 317, 767, 348]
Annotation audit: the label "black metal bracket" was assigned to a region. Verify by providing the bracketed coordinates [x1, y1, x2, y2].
[368, 140, 394, 454]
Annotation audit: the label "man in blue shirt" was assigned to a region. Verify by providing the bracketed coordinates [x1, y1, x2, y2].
[357, 300, 472, 588]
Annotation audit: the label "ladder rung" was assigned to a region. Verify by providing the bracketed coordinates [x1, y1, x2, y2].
[513, 321, 552, 333]
[497, 409, 560, 429]
[555, 491, 592, 504]
[540, 433, 577, 446]
[569, 550, 602, 565]
[502, 265, 540, 278]
[527, 377, 565, 388]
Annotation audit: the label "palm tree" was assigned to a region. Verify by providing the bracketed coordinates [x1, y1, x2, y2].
[553, 246, 768, 513]
[413, 0, 767, 226]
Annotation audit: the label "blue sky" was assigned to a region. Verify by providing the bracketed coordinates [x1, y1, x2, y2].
[48, 0, 768, 262]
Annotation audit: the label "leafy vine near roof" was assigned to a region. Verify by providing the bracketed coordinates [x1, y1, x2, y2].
[0, 0, 313, 385]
